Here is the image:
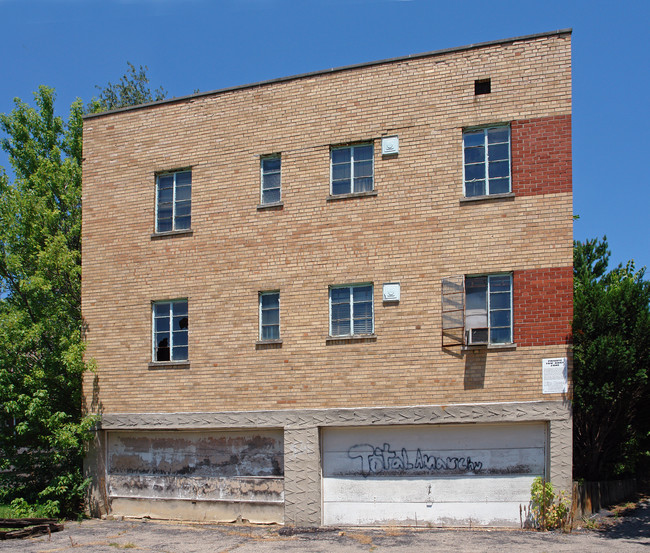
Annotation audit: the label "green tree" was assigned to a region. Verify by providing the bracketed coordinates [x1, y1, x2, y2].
[86, 62, 167, 113]
[0, 86, 90, 517]
[573, 237, 650, 480]
[0, 66, 167, 517]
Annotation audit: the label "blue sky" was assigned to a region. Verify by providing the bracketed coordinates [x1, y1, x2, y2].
[1, 0, 648, 271]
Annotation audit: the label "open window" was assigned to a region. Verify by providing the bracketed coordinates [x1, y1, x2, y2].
[442, 274, 512, 347]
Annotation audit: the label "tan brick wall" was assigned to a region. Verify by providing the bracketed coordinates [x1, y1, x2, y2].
[82, 32, 572, 415]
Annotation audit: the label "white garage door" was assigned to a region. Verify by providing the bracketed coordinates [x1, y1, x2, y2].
[322, 422, 545, 527]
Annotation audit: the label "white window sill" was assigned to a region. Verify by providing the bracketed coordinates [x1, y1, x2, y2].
[151, 229, 193, 239]
[460, 192, 515, 204]
[327, 190, 378, 202]
[148, 361, 191, 370]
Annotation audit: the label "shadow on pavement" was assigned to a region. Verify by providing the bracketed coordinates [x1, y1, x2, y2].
[597, 499, 650, 542]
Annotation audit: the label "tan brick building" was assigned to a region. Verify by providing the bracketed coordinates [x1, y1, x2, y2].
[82, 29, 573, 527]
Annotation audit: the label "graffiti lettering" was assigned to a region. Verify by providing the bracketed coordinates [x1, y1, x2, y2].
[348, 443, 483, 477]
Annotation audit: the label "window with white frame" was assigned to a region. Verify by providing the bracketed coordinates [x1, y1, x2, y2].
[156, 170, 191, 232]
[260, 155, 281, 205]
[463, 126, 510, 197]
[329, 284, 374, 336]
[330, 143, 374, 195]
[464, 274, 512, 345]
[259, 292, 280, 341]
[152, 300, 188, 362]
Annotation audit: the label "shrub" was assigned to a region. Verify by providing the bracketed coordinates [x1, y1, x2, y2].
[528, 477, 571, 531]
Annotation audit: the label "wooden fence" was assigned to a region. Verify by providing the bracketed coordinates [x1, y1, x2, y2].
[572, 478, 638, 519]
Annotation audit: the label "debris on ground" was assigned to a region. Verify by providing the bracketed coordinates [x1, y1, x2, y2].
[278, 526, 340, 536]
[0, 518, 64, 540]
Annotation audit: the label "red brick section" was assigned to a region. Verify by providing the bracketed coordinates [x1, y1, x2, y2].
[511, 114, 572, 197]
[514, 266, 573, 347]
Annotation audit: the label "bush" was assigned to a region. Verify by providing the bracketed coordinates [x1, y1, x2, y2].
[7, 497, 60, 519]
[528, 477, 571, 531]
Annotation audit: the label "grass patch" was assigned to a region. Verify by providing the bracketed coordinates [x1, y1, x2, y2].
[0, 504, 15, 532]
[0, 504, 16, 518]
[580, 516, 601, 530]
[611, 501, 637, 516]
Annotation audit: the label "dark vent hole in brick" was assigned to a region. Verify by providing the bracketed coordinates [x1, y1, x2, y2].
[474, 79, 491, 95]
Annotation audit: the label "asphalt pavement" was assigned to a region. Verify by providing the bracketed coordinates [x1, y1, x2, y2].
[3, 500, 648, 553]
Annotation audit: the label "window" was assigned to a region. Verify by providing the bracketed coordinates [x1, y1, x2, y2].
[259, 292, 280, 341]
[261, 155, 281, 205]
[463, 126, 510, 197]
[156, 170, 191, 232]
[152, 300, 188, 362]
[330, 143, 374, 195]
[465, 274, 512, 345]
[329, 284, 374, 336]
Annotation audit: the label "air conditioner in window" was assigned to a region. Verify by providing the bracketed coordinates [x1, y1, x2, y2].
[465, 327, 489, 345]
[465, 310, 488, 345]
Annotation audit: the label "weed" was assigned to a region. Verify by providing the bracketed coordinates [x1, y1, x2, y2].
[612, 502, 637, 516]
[347, 532, 374, 545]
[581, 516, 601, 530]
[528, 477, 571, 531]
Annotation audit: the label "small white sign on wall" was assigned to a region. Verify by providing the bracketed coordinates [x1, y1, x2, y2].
[542, 357, 568, 394]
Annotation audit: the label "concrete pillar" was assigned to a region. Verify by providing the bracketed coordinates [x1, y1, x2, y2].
[283, 426, 320, 526]
[549, 416, 573, 495]
[84, 429, 109, 517]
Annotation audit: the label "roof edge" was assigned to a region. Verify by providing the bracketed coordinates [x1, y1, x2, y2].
[83, 28, 572, 121]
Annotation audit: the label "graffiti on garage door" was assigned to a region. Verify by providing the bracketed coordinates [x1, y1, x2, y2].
[348, 442, 484, 477]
